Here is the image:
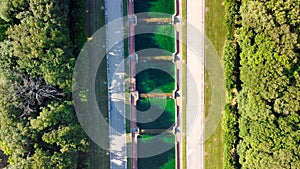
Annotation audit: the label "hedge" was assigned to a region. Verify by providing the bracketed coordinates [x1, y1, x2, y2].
[222, 0, 241, 169]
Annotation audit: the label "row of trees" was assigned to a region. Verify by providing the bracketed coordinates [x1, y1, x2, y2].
[223, 0, 300, 168]
[0, 0, 89, 168]
[222, 0, 241, 168]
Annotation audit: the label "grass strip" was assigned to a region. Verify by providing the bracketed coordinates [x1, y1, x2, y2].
[86, 0, 110, 168]
[204, 0, 226, 169]
[181, 0, 187, 168]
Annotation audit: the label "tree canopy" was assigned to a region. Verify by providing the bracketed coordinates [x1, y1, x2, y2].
[235, 0, 300, 168]
[222, 0, 300, 168]
[0, 0, 89, 168]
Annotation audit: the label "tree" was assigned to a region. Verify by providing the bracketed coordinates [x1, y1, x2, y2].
[14, 75, 64, 117]
[234, 0, 300, 168]
[0, 0, 89, 167]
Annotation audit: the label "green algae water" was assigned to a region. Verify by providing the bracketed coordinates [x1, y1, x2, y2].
[138, 134, 175, 169]
[137, 98, 175, 129]
[134, 0, 175, 16]
[136, 62, 175, 94]
[135, 25, 175, 54]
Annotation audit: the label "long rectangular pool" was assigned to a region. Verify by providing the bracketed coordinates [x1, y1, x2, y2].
[138, 134, 176, 169]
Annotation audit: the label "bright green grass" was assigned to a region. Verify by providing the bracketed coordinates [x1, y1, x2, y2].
[135, 25, 175, 54]
[134, 0, 175, 16]
[137, 98, 175, 129]
[205, 0, 226, 169]
[138, 134, 175, 169]
[136, 62, 175, 93]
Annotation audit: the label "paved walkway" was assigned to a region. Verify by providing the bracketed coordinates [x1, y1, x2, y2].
[104, 0, 127, 168]
[186, 0, 205, 168]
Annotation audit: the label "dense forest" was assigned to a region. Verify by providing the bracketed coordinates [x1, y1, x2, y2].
[0, 0, 89, 168]
[223, 0, 300, 168]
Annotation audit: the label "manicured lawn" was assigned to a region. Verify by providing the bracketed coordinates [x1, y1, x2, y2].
[135, 25, 175, 54]
[136, 62, 175, 94]
[205, 0, 226, 57]
[134, 0, 175, 16]
[138, 134, 175, 169]
[204, 0, 226, 169]
[137, 98, 175, 129]
[204, 123, 223, 169]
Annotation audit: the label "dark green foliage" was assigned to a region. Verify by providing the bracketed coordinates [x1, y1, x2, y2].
[235, 0, 300, 168]
[224, 0, 241, 40]
[222, 104, 239, 169]
[69, 0, 87, 54]
[0, 19, 8, 41]
[4, 0, 74, 90]
[222, 0, 241, 168]
[223, 0, 300, 168]
[237, 90, 300, 169]
[0, 0, 29, 23]
[0, 0, 89, 168]
[222, 40, 237, 91]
